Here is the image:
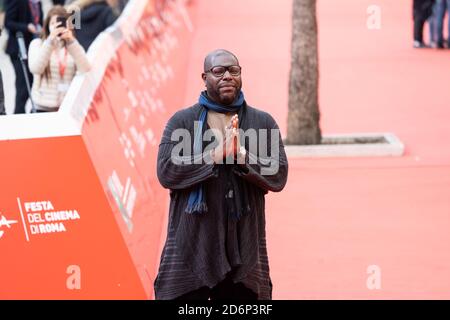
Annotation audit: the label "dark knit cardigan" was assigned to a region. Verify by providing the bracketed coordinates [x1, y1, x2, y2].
[154, 102, 288, 300]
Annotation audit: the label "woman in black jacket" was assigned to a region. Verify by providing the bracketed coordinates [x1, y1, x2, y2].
[68, 0, 118, 51]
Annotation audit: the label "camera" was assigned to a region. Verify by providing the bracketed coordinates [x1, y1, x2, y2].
[56, 16, 67, 28]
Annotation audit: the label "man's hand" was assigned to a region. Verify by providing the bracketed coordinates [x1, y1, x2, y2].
[210, 114, 241, 163]
[231, 115, 241, 158]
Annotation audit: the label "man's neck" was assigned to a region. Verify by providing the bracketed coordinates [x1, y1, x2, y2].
[206, 92, 236, 107]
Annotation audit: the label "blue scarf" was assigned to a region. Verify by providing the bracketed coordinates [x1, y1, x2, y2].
[185, 91, 246, 216]
[198, 90, 245, 113]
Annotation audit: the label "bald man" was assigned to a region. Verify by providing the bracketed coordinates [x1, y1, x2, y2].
[155, 49, 288, 300]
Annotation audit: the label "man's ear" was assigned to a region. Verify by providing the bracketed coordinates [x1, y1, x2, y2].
[201, 73, 207, 85]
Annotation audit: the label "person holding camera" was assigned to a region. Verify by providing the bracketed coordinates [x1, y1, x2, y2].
[28, 5, 90, 112]
[4, 0, 43, 114]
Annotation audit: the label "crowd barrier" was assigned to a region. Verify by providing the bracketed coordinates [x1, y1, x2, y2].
[0, 0, 195, 299]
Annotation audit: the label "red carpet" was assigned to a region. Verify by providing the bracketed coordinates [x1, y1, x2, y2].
[184, 0, 450, 299]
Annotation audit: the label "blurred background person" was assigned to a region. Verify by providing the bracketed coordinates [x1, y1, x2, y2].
[66, 0, 128, 13]
[0, 26, 5, 115]
[0, 64, 4, 116]
[4, 0, 43, 114]
[428, 2, 438, 47]
[413, 0, 436, 48]
[67, 0, 118, 51]
[432, 0, 449, 48]
[0, 1, 5, 27]
[104, 0, 128, 15]
[28, 5, 90, 112]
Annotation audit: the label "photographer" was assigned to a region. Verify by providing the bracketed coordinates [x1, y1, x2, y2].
[28, 5, 90, 112]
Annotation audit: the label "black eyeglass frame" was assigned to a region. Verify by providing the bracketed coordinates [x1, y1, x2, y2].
[204, 65, 242, 77]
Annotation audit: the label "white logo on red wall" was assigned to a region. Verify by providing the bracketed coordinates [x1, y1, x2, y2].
[2, 200, 81, 242]
[0, 213, 19, 239]
[23, 201, 80, 237]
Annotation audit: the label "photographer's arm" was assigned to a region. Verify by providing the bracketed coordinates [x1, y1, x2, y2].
[66, 39, 91, 74]
[28, 39, 55, 75]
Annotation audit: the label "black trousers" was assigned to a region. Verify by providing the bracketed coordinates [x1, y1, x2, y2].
[414, 11, 428, 42]
[174, 275, 257, 300]
[413, 0, 435, 42]
[10, 56, 33, 114]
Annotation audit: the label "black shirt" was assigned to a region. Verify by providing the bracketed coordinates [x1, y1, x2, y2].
[4, 0, 43, 57]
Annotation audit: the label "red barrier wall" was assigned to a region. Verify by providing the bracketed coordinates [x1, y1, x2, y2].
[0, 0, 195, 299]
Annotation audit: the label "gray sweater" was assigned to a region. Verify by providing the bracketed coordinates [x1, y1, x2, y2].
[154, 102, 288, 300]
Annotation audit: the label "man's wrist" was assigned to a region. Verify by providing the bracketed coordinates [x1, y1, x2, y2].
[236, 146, 247, 164]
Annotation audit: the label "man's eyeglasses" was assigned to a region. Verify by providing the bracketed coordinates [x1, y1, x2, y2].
[205, 65, 242, 77]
